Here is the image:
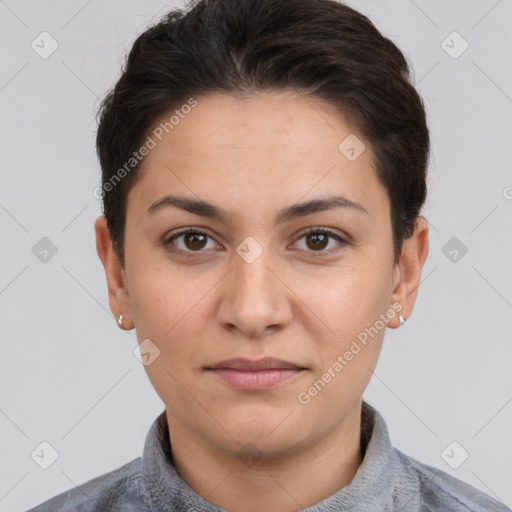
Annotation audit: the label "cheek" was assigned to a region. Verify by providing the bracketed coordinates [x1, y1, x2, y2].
[128, 260, 217, 366]
[128, 268, 208, 409]
[293, 267, 388, 415]
[299, 262, 392, 343]
[128, 245, 190, 324]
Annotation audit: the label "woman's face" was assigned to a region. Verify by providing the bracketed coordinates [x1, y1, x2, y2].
[98, 91, 425, 458]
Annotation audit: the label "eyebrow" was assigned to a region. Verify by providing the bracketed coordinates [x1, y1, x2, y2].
[147, 194, 368, 223]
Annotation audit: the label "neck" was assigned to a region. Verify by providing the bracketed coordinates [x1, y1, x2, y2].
[166, 402, 364, 512]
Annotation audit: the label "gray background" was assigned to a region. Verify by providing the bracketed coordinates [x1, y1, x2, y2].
[1, 0, 511, 510]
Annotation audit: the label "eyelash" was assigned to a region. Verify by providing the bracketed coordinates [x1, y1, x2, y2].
[163, 227, 349, 258]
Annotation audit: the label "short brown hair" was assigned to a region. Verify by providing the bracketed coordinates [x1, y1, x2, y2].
[96, 0, 430, 266]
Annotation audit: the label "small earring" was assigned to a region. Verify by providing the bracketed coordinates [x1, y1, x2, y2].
[399, 314, 406, 327]
[118, 314, 123, 326]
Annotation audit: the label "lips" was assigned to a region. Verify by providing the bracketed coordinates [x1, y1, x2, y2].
[206, 358, 307, 390]
[208, 357, 304, 371]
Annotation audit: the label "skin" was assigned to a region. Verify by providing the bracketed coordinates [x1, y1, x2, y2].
[95, 91, 429, 512]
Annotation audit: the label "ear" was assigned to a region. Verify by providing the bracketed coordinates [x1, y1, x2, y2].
[388, 216, 429, 328]
[94, 215, 134, 330]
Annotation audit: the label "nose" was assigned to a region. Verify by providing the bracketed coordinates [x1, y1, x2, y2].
[216, 243, 293, 340]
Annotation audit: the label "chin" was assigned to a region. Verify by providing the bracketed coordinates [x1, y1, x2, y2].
[218, 427, 309, 461]
[213, 408, 308, 449]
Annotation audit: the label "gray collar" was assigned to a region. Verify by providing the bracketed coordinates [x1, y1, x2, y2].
[140, 401, 404, 511]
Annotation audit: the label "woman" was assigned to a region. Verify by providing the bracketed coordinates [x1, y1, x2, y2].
[28, 0, 510, 510]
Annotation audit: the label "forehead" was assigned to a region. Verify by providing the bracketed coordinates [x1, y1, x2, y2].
[126, 91, 388, 224]
[149, 91, 362, 153]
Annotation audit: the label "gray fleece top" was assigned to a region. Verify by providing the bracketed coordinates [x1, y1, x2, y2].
[27, 401, 511, 511]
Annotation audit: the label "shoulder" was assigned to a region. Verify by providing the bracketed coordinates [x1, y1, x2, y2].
[395, 449, 511, 512]
[26, 457, 146, 512]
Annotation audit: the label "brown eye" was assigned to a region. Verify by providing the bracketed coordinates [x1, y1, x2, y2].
[294, 228, 348, 256]
[305, 232, 329, 251]
[182, 232, 208, 250]
[164, 228, 218, 257]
